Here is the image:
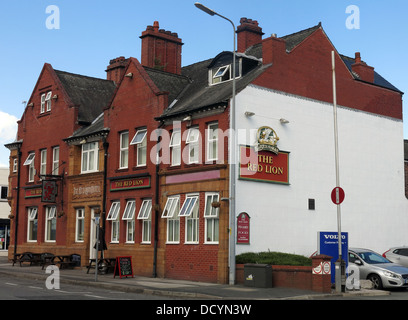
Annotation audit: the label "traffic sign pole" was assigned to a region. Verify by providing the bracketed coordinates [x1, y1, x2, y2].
[332, 51, 345, 293]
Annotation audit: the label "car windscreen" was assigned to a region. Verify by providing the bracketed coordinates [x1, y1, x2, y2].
[358, 251, 391, 264]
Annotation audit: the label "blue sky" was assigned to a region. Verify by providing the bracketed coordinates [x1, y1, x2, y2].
[0, 0, 407, 167]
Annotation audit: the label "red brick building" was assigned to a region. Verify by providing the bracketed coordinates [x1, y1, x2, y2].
[5, 64, 115, 262]
[5, 17, 404, 285]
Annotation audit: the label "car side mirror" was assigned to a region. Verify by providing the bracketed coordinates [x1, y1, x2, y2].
[354, 259, 362, 265]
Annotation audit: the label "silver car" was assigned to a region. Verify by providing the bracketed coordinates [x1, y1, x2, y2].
[382, 247, 408, 268]
[348, 248, 408, 289]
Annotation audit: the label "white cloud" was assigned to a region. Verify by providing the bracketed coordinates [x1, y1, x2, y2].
[0, 111, 18, 168]
[0, 111, 18, 143]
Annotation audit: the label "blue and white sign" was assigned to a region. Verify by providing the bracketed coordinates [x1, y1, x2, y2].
[317, 231, 348, 283]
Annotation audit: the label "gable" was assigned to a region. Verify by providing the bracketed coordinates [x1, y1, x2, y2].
[252, 26, 402, 119]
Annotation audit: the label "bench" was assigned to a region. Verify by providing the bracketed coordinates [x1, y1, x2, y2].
[12, 252, 43, 267]
[87, 258, 116, 274]
[53, 254, 80, 269]
[41, 253, 55, 270]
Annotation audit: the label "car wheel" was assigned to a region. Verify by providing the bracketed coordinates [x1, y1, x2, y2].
[368, 274, 383, 289]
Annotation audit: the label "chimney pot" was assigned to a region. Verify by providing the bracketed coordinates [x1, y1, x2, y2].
[140, 21, 183, 74]
[106, 56, 128, 84]
[237, 17, 264, 53]
[355, 52, 361, 63]
[352, 51, 375, 83]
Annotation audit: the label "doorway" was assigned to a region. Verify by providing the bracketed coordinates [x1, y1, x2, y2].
[89, 208, 100, 260]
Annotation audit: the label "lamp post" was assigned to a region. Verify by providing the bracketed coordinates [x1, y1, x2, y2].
[195, 2, 237, 285]
[332, 50, 345, 293]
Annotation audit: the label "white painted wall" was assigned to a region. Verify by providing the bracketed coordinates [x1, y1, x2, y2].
[235, 84, 408, 257]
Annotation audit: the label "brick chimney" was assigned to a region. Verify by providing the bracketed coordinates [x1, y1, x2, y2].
[140, 21, 183, 75]
[351, 52, 374, 83]
[261, 34, 286, 65]
[106, 56, 128, 84]
[236, 18, 264, 53]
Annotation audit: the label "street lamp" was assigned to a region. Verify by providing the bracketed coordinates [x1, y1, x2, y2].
[332, 50, 345, 293]
[195, 2, 237, 285]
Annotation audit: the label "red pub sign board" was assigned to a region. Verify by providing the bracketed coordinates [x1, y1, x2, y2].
[110, 176, 151, 191]
[237, 212, 250, 244]
[239, 146, 289, 184]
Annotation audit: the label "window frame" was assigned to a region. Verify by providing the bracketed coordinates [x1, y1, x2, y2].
[122, 200, 135, 243]
[81, 142, 99, 173]
[119, 131, 129, 169]
[207, 123, 218, 162]
[24, 153, 35, 182]
[186, 127, 200, 164]
[161, 196, 180, 218]
[75, 208, 85, 242]
[204, 192, 220, 244]
[130, 129, 148, 167]
[107, 201, 120, 221]
[184, 194, 199, 244]
[179, 194, 199, 217]
[45, 91, 52, 112]
[137, 199, 152, 220]
[52, 146, 59, 175]
[0, 186, 8, 201]
[45, 206, 57, 242]
[107, 202, 120, 243]
[41, 93, 46, 113]
[163, 196, 180, 244]
[169, 129, 181, 166]
[40, 149, 47, 176]
[27, 207, 38, 242]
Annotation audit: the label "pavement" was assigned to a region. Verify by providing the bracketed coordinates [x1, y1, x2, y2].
[0, 253, 390, 300]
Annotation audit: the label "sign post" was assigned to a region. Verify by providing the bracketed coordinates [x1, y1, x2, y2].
[331, 51, 346, 293]
[94, 216, 100, 282]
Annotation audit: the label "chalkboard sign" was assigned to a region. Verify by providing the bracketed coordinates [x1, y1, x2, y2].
[113, 256, 134, 279]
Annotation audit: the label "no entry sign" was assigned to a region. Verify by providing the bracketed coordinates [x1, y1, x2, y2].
[331, 187, 345, 205]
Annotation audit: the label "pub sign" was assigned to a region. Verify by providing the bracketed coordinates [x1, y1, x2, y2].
[42, 180, 57, 203]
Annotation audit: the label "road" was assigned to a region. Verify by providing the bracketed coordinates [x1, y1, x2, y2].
[0, 274, 174, 300]
[323, 288, 408, 300]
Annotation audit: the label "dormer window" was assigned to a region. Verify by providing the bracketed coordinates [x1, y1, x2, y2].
[209, 56, 242, 85]
[208, 51, 261, 86]
[212, 65, 231, 84]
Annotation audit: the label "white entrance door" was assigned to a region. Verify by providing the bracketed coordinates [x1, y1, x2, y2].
[89, 208, 100, 260]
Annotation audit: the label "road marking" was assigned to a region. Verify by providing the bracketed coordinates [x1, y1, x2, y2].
[56, 290, 92, 294]
[84, 294, 108, 299]
[29, 286, 43, 290]
[5, 283, 17, 286]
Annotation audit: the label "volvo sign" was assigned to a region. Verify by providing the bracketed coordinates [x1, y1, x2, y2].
[317, 231, 348, 284]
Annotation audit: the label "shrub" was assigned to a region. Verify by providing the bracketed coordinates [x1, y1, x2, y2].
[236, 251, 312, 266]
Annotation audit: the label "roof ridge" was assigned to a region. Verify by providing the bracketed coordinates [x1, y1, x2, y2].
[55, 69, 112, 82]
[281, 22, 322, 40]
[143, 66, 189, 80]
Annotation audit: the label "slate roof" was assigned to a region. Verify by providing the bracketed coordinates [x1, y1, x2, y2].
[340, 55, 402, 93]
[63, 22, 402, 139]
[55, 70, 116, 124]
[155, 54, 268, 120]
[64, 112, 108, 143]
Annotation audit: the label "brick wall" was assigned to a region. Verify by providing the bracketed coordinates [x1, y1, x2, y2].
[255, 28, 402, 120]
[235, 255, 332, 293]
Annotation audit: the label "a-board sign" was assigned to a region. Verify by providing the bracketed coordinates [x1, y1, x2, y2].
[113, 256, 134, 279]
